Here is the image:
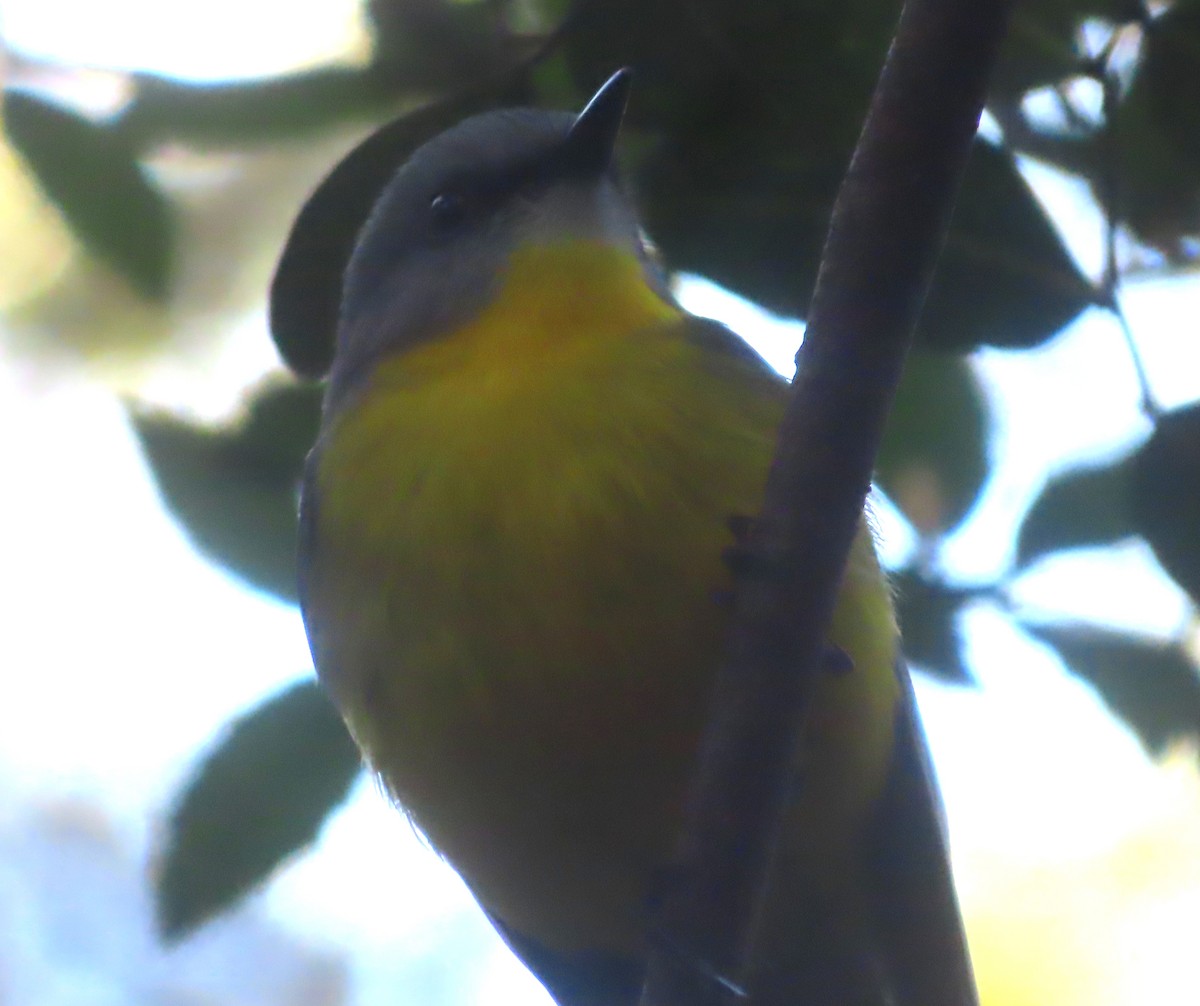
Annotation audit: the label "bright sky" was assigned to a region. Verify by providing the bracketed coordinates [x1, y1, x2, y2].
[1, 3, 1199, 1005]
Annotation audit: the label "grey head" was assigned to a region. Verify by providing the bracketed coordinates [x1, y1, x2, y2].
[329, 69, 661, 408]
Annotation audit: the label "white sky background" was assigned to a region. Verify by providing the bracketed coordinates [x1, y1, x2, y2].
[1, 2, 1199, 1004]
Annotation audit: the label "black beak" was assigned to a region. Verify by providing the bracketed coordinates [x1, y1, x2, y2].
[560, 68, 633, 177]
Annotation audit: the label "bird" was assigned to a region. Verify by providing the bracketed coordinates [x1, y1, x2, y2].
[290, 68, 977, 1006]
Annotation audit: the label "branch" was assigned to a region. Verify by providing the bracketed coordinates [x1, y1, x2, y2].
[639, 1, 1016, 1003]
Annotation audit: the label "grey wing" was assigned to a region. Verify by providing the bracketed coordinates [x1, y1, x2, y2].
[296, 445, 345, 705]
[681, 315, 788, 380]
[866, 659, 979, 1006]
[296, 449, 322, 642]
[295, 444, 369, 744]
[487, 913, 643, 1006]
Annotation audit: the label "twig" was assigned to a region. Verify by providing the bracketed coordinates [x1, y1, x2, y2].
[1092, 33, 1160, 420]
[639, 1, 1016, 1004]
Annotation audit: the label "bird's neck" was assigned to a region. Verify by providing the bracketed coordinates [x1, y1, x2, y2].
[365, 240, 679, 390]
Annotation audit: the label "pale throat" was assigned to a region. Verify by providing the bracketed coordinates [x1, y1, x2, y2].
[519, 177, 644, 251]
[480, 182, 674, 346]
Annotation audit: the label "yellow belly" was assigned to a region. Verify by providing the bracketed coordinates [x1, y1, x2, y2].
[303, 243, 899, 955]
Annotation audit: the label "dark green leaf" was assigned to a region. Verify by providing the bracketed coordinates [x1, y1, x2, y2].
[992, 0, 1140, 100]
[1130, 402, 1200, 604]
[878, 351, 990, 536]
[892, 569, 979, 684]
[643, 139, 1093, 352]
[120, 68, 401, 148]
[232, 379, 324, 467]
[156, 680, 362, 939]
[917, 140, 1097, 350]
[1106, 7, 1200, 256]
[1016, 456, 1136, 568]
[562, 0, 894, 151]
[992, 2, 1083, 101]
[132, 382, 322, 602]
[368, 0, 516, 90]
[1142, 1, 1200, 177]
[1025, 622, 1200, 754]
[638, 138, 831, 331]
[3, 89, 173, 298]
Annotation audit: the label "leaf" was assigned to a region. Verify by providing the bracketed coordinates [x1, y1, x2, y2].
[132, 382, 322, 602]
[1106, 6, 1200, 256]
[642, 138, 1092, 352]
[270, 87, 516, 378]
[877, 351, 990, 536]
[1141, 1, 1200, 178]
[916, 140, 1097, 350]
[367, 0, 517, 90]
[562, 0, 894, 152]
[1025, 622, 1200, 754]
[991, 1, 1082, 101]
[1130, 402, 1200, 605]
[156, 680, 362, 940]
[3, 89, 173, 299]
[992, 0, 1138, 101]
[892, 568, 979, 684]
[1016, 456, 1136, 569]
[120, 68, 400, 148]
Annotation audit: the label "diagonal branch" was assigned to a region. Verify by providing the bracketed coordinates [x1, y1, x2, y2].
[640, 1, 1016, 1003]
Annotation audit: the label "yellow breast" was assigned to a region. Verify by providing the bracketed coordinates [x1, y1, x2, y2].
[305, 240, 899, 954]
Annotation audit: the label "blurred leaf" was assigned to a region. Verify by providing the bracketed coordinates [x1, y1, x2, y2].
[156, 680, 362, 940]
[132, 382, 322, 601]
[1016, 456, 1136, 568]
[878, 351, 990, 536]
[562, 0, 894, 150]
[643, 138, 1092, 351]
[1107, 6, 1200, 257]
[992, 0, 1140, 100]
[1026, 622, 1200, 754]
[1142, 1, 1200, 175]
[638, 138, 831, 330]
[120, 69, 401, 148]
[111, 2, 558, 150]
[992, 0, 1082, 101]
[994, 3, 1200, 261]
[917, 140, 1096, 350]
[368, 0, 517, 89]
[230, 380, 324, 464]
[0, 121, 76, 310]
[271, 87, 514, 377]
[893, 568, 979, 684]
[1130, 402, 1200, 604]
[3, 89, 173, 299]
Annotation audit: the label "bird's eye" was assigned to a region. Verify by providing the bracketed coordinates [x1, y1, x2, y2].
[429, 192, 467, 228]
